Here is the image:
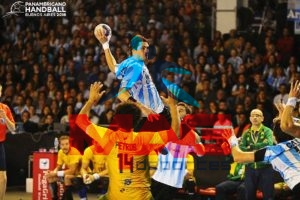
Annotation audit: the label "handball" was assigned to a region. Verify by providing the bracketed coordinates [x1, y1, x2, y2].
[94, 23, 112, 41]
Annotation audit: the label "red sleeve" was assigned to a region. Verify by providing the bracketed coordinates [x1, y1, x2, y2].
[140, 128, 178, 152]
[4, 105, 15, 123]
[75, 114, 91, 133]
[75, 114, 112, 153]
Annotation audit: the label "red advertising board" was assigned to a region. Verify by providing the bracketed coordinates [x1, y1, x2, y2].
[33, 152, 57, 200]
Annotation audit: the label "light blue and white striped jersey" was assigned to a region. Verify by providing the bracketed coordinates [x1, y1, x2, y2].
[152, 142, 196, 188]
[264, 138, 300, 189]
[115, 56, 164, 113]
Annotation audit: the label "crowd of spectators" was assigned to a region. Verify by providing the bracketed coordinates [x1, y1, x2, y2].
[0, 0, 299, 134]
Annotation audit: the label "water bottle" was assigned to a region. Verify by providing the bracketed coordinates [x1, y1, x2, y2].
[54, 137, 59, 152]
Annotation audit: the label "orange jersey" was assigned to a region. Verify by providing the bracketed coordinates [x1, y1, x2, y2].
[0, 103, 15, 142]
[76, 114, 178, 200]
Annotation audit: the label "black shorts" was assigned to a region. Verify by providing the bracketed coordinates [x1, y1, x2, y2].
[134, 106, 171, 132]
[150, 178, 178, 200]
[0, 142, 6, 170]
[292, 182, 300, 200]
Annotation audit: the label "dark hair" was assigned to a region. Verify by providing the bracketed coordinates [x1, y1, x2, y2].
[130, 34, 148, 51]
[114, 102, 142, 130]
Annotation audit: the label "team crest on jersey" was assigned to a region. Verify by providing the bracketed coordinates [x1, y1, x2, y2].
[286, 139, 300, 153]
[124, 179, 132, 185]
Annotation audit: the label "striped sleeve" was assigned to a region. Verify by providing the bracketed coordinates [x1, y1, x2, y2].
[262, 144, 285, 163]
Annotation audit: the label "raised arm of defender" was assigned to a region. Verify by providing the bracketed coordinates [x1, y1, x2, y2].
[281, 80, 300, 138]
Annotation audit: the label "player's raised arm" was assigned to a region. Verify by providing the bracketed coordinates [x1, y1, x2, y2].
[222, 130, 255, 163]
[166, 93, 180, 139]
[76, 82, 108, 143]
[281, 80, 300, 138]
[79, 82, 105, 116]
[94, 24, 117, 73]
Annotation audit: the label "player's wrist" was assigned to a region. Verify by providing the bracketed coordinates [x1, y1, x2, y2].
[86, 99, 95, 105]
[286, 97, 297, 108]
[228, 135, 238, 147]
[92, 173, 100, 180]
[127, 96, 137, 103]
[102, 42, 109, 50]
[57, 170, 64, 177]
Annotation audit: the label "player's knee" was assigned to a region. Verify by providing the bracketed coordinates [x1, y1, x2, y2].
[64, 175, 75, 186]
[71, 177, 84, 190]
[0, 171, 7, 183]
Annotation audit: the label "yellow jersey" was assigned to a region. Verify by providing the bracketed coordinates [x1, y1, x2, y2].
[82, 145, 107, 173]
[57, 146, 81, 174]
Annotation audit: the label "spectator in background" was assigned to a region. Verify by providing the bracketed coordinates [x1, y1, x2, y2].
[60, 104, 74, 125]
[28, 105, 40, 124]
[193, 36, 206, 61]
[39, 105, 52, 125]
[13, 95, 28, 121]
[267, 65, 287, 93]
[207, 101, 218, 114]
[21, 110, 39, 133]
[98, 108, 115, 125]
[74, 93, 84, 113]
[215, 73, 232, 96]
[213, 110, 233, 130]
[256, 90, 273, 114]
[273, 83, 289, 105]
[231, 73, 250, 97]
[276, 27, 295, 64]
[227, 48, 243, 73]
[234, 112, 251, 138]
[195, 79, 215, 107]
[285, 62, 300, 82]
[40, 113, 55, 133]
[262, 54, 278, 80]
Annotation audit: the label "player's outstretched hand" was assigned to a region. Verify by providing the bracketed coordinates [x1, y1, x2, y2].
[221, 142, 231, 155]
[289, 80, 300, 98]
[147, 113, 160, 122]
[222, 129, 238, 147]
[88, 82, 105, 105]
[274, 102, 285, 120]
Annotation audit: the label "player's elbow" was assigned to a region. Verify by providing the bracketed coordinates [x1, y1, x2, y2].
[233, 154, 247, 163]
[9, 125, 16, 134]
[280, 122, 294, 133]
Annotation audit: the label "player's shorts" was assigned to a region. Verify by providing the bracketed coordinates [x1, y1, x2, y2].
[134, 106, 171, 132]
[0, 142, 6, 170]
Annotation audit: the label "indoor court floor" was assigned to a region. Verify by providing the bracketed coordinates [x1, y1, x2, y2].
[6, 186, 100, 200]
